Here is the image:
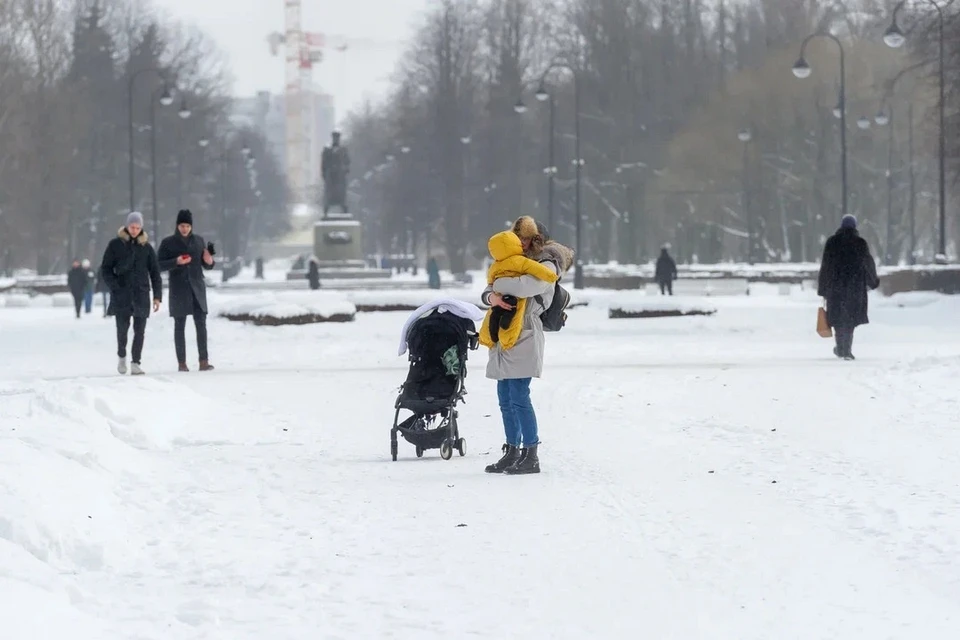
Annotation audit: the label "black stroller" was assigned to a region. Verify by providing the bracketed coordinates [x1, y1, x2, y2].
[391, 309, 479, 461]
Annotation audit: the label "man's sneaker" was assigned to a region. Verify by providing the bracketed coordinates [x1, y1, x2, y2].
[118, 358, 127, 374]
[130, 363, 144, 376]
[178, 362, 190, 372]
[199, 360, 215, 372]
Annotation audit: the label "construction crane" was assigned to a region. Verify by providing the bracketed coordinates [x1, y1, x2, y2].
[267, 3, 397, 207]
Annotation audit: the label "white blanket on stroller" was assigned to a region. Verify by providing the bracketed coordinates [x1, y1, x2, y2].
[398, 298, 485, 355]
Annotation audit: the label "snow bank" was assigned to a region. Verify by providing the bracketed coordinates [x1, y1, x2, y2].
[2, 293, 34, 308]
[51, 292, 74, 308]
[217, 291, 356, 325]
[0, 377, 287, 638]
[0, 277, 15, 291]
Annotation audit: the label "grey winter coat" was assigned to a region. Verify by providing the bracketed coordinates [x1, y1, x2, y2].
[481, 242, 573, 380]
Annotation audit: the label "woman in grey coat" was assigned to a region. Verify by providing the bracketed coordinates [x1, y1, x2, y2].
[481, 216, 574, 475]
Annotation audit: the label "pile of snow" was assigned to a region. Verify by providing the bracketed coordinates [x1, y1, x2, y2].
[217, 291, 356, 325]
[0, 277, 15, 292]
[876, 292, 945, 309]
[608, 296, 718, 319]
[51, 293, 74, 308]
[0, 377, 290, 637]
[2, 294, 35, 308]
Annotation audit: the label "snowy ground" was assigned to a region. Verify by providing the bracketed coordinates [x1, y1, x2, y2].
[2, 287, 960, 639]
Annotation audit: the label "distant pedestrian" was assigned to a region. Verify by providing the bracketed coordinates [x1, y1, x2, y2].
[67, 259, 86, 318]
[99, 211, 162, 375]
[82, 259, 95, 313]
[255, 256, 265, 279]
[307, 257, 320, 290]
[96, 266, 110, 317]
[157, 209, 216, 372]
[817, 214, 880, 360]
[427, 257, 441, 290]
[655, 245, 677, 295]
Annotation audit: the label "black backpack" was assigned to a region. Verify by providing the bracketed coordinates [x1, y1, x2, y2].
[535, 261, 571, 331]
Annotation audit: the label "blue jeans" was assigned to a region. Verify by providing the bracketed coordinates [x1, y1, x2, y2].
[497, 378, 538, 447]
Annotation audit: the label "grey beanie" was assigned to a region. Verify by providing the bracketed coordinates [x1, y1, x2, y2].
[126, 211, 144, 227]
[840, 214, 857, 230]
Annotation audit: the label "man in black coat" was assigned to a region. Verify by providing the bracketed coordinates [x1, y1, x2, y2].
[157, 209, 216, 372]
[817, 214, 880, 360]
[67, 259, 86, 318]
[655, 246, 678, 295]
[99, 211, 163, 375]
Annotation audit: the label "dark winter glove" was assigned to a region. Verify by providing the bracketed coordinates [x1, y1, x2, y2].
[206, 241, 216, 256]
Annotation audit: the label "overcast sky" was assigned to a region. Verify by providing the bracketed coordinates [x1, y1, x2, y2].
[151, 0, 430, 123]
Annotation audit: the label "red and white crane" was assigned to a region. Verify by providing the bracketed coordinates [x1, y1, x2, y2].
[268, 2, 395, 206]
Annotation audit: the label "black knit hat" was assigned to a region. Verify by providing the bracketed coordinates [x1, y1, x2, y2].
[176, 209, 193, 226]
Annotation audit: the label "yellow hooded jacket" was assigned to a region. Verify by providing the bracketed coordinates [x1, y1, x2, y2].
[479, 231, 559, 350]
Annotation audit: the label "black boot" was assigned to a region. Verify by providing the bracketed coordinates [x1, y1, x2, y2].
[504, 444, 540, 475]
[484, 444, 520, 473]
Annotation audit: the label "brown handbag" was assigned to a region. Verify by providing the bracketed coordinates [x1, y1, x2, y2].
[817, 301, 832, 338]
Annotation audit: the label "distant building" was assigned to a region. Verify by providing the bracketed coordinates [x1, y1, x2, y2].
[231, 87, 336, 205]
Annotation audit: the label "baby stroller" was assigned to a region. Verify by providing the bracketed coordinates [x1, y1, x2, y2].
[391, 309, 479, 461]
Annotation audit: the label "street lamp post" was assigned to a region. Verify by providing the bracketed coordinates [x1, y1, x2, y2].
[792, 33, 848, 218]
[534, 91, 557, 232]
[148, 86, 174, 241]
[175, 97, 191, 208]
[738, 128, 754, 264]
[884, 0, 947, 260]
[525, 60, 583, 288]
[127, 68, 170, 214]
[872, 105, 897, 265]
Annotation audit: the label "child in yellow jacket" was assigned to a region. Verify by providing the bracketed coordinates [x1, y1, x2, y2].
[479, 228, 559, 350]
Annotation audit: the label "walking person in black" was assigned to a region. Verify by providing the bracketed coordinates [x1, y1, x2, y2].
[99, 211, 163, 375]
[157, 209, 216, 372]
[655, 245, 678, 295]
[67, 259, 86, 318]
[817, 214, 880, 360]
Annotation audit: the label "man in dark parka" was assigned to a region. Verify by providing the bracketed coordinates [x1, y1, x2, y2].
[157, 209, 216, 372]
[817, 214, 880, 360]
[99, 211, 163, 375]
[655, 246, 678, 295]
[67, 259, 86, 318]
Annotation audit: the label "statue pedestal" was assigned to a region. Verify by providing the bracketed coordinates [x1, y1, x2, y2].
[307, 219, 389, 280]
[314, 219, 363, 265]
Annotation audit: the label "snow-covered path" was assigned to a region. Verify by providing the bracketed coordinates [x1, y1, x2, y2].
[2, 290, 960, 639]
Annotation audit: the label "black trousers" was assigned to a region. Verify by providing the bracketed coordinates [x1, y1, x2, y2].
[72, 294, 83, 318]
[659, 280, 673, 295]
[174, 295, 208, 363]
[116, 314, 147, 363]
[835, 326, 855, 355]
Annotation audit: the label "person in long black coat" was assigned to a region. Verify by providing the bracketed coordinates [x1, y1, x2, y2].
[157, 209, 216, 372]
[99, 211, 163, 375]
[655, 246, 678, 295]
[67, 259, 86, 318]
[817, 214, 880, 360]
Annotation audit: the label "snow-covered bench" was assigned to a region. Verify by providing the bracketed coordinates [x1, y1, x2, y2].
[608, 297, 717, 319]
[217, 293, 356, 326]
[647, 278, 749, 297]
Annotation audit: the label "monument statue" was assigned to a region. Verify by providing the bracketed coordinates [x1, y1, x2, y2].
[321, 130, 351, 216]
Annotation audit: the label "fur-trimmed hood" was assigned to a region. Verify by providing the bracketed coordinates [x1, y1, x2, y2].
[118, 226, 149, 245]
[539, 241, 574, 273]
[512, 216, 539, 240]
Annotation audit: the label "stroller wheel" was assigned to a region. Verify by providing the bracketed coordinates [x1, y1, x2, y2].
[416, 446, 424, 458]
[456, 438, 467, 457]
[440, 440, 453, 460]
